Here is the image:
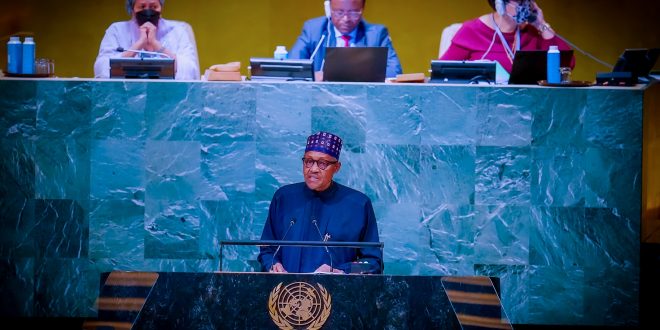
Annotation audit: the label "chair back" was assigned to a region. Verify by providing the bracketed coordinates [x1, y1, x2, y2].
[439, 23, 463, 58]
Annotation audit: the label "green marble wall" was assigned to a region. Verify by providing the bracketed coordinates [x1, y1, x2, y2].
[0, 79, 646, 326]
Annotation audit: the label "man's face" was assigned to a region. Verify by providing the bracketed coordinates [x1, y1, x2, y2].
[330, 0, 364, 35]
[302, 151, 341, 192]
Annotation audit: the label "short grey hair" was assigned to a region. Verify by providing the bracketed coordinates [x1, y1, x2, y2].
[126, 0, 165, 15]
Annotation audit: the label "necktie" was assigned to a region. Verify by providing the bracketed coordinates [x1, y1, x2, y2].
[341, 35, 351, 47]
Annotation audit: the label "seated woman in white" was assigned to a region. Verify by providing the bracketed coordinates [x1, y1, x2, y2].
[94, 0, 200, 80]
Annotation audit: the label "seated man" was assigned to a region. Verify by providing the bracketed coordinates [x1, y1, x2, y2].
[94, 0, 200, 80]
[258, 131, 383, 274]
[289, 0, 402, 78]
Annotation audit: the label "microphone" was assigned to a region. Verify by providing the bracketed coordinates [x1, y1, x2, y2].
[310, 34, 326, 62]
[318, 21, 331, 73]
[311, 219, 333, 272]
[318, 1, 332, 72]
[115, 47, 171, 59]
[270, 218, 296, 271]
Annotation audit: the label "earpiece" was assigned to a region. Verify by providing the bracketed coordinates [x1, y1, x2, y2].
[495, 0, 506, 16]
[324, 0, 331, 18]
[324, 0, 331, 48]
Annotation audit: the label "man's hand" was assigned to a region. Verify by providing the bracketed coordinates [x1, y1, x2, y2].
[314, 264, 344, 274]
[270, 262, 288, 273]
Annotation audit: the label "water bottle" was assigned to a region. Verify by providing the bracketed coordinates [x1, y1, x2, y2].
[7, 36, 22, 74]
[22, 36, 35, 74]
[274, 45, 288, 60]
[546, 45, 560, 84]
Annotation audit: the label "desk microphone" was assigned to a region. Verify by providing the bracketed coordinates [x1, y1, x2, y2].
[312, 219, 334, 272]
[317, 15, 333, 73]
[310, 34, 326, 62]
[270, 218, 296, 271]
[115, 47, 171, 59]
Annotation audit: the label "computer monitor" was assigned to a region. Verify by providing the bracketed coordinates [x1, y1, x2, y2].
[109, 58, 175, 79]
[249, 58, 314, 81]
[429, 60, 497, 84]
[508, 50, 574, 85]
[322, 47, 388, 82]
[613, 48, 660, 83]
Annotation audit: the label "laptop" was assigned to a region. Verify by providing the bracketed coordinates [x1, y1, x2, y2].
[322, 47, 388, 82]
[508, 50, 574, 85]
[612, 48, 659, 82]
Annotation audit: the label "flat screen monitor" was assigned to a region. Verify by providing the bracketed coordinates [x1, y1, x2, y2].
[249, 58, 314, 81]
[429, 60, 497, 84]
[613, 48, 660, 82]
[508, 50, 574, 85]
[322, 47, 388, 82]
[109, 57, 175, 79]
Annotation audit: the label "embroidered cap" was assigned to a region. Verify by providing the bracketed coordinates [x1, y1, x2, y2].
[305, 131, 343, 160]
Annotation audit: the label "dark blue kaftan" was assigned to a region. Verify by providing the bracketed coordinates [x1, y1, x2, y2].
[257, 181, 382, 274]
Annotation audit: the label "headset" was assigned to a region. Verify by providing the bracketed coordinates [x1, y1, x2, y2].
[495, 0, 506, 16]
[324, 1, 331, 48]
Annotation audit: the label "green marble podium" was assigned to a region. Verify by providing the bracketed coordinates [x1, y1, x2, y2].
[1, 78, 657, 327]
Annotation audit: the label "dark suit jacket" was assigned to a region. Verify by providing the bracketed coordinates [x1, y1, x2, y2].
[289, 16, 403, 78]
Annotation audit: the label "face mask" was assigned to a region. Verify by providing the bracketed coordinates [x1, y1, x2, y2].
[136, 9, 161, 26]
[513, 1, 537, 24]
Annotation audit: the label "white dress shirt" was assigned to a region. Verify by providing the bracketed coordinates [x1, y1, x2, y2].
[333, 26, 357, 47]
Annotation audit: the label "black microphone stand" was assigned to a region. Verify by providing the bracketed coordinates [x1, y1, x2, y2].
[269, 218, 296, 271]
[312, 219, 334, 272]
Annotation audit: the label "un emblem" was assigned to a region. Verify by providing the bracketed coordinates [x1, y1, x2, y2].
[268, 282, 331, 330]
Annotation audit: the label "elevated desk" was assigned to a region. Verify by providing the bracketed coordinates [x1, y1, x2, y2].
[0, 78, 657, 327]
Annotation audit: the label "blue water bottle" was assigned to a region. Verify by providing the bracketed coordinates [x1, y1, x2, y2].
[546, 45, 560, 84]
[22, 36, 35, 74]
[7, 36, 22, 74]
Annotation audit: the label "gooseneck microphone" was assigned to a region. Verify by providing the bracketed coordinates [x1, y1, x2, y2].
[312, 219, 334, 272]
[270, 218, 296, 271]
[310, 34, 326, 62]
[319, 10, 332, 73]
[115, 47, 171, 59]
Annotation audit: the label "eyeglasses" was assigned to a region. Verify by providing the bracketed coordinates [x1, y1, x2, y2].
[302, 157, 338, 170]
[331, 10, 362, 19]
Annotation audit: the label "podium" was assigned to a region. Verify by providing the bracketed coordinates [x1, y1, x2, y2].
[83, 271, 511, 330]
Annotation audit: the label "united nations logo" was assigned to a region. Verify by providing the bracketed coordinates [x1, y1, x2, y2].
[268, 282, 331, 330]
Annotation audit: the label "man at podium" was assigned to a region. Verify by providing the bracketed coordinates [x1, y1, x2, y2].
[258, 131, 383, 274]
